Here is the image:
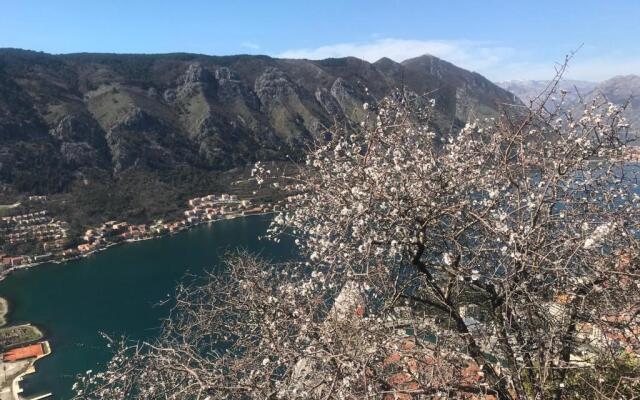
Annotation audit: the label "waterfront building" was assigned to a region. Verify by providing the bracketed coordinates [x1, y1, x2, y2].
[2, 342, 46, 362]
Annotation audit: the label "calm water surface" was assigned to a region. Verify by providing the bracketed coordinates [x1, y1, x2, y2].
[0, 215, 295, 399]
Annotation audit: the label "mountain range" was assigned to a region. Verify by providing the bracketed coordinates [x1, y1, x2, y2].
[498, 76, 640, 129]
[0, 49, 515, 199]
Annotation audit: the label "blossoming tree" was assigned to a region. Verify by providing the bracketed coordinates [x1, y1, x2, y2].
[75, 77, 639, 399]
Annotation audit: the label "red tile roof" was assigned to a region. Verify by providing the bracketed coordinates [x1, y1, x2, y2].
[3, 343, 45, 362]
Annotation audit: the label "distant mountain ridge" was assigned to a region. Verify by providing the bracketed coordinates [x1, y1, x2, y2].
[498, 76, 640, 131]
[497, 79, 598, 105]
[593, 75, 640, 128]
[0, 49, 516, 197]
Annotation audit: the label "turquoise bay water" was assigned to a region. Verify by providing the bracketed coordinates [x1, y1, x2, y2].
[0, 215, 295, 399]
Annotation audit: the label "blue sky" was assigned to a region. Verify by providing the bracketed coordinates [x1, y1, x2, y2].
[1, 0, 638, 81]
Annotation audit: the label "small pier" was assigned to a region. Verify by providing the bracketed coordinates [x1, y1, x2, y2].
[24, 394, 52, 400]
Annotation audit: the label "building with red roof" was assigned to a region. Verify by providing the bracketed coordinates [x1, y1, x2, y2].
[3, 342, 46, 362]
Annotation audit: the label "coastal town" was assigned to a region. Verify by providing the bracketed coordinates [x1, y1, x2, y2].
[0, 193, 270, 277]
[0, 192, 272, 398]
[0, 196, 69, 269]
[69, 193, 265, 259]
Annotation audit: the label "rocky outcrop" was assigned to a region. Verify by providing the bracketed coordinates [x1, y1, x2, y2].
[60, 141, 99, 167]
[254, 67, 298, 106]
[49, 115, 81, 141]
[287, 281, 366, 398]
[176, 63, 213, 98]
[214, 67, 259, 108]
[314, 87, 342, 117]
[255, 67, 323, 142]
[330, 77, 367, 121]
[113, 107, 158, 132]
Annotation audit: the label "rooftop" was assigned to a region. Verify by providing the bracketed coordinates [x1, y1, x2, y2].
[3, 342, 45, 362]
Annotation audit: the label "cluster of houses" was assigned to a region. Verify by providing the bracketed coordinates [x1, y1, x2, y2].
[184, 193, 256, 223]
[0, 252, 56, 268]
[69, 220, 131, 256]
[1, 210, 48, 227]
[0, 210, 69, 267]
[68, 194, 265, 257]
[69, 219, 176, 257]
[0, 193, 268, 270]
[27, 195, 48, 202]
[0, 253, 27, 267]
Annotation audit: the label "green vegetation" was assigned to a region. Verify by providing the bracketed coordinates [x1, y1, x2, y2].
[51, 163, 285, 235]
[0, 202, 20, 217]
[0, 324, 43, 350]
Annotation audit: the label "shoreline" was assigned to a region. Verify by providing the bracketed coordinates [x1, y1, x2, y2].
[0, 312, 49, 399]
[0, 210, 274, 398]
[0, 211, 274, 283]
[8, 340, 51, 400]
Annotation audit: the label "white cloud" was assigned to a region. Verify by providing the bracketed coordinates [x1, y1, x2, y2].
[241, 41, 261, 50]
[278, 38, 513, 72]
[277, 38, 639, 82]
